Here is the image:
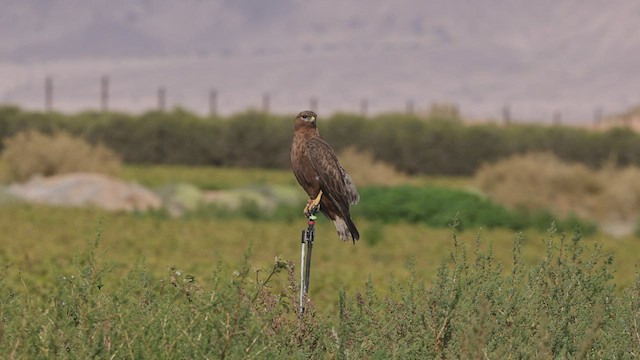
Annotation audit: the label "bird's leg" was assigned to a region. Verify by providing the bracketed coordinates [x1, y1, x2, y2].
[304, 190, 323, 217]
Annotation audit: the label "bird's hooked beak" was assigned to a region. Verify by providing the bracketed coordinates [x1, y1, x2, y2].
[310, 115, 316, 125]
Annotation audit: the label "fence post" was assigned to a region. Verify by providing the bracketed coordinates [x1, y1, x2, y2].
[360, 98, 368, 117]
[100, 75, 109, 113]
[406, 99, 414, 115]
[502, 105, 511, 126]
[158, 87, 166, 112]
[553, 111, 562, 125]
[45, 76, 53, 112]
[262, 92, 270, 113]
[209, 89, 218, 117]
[310, 97, 318, 112]
[593, 107, 603, 129]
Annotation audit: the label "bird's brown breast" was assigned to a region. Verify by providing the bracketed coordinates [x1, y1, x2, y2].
[291, 130, 321, 197]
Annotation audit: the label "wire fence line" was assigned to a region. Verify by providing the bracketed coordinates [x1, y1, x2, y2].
[24, 74, 616, 129]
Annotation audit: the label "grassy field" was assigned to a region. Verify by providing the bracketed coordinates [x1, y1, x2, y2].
[2, 165, 639, 309]
[2, 165, 640, 357]
[0, 205, 491, 304]
[121, 164, 472, 190]
[121, 164, 300, 190]
[3, 204, 639, 309]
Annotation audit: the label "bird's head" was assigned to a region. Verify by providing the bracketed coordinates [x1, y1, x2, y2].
[295, 110, 317, 127]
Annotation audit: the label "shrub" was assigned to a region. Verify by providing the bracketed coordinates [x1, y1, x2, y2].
[1, 130, 121, 182]
[336, 147, 411, 186]
[355, 185, 594, 233]
[475, 152, 640, 233]
[474, 153, 597, 217]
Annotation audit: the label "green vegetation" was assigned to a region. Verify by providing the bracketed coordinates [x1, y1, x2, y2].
[121, 164, 297, 190]
[123, 180, 590, 234]
[2, 105, 640, 175]
[357, 185, 595, 233]
[2, 215, 639, 358]
[0, 107, 639, 357]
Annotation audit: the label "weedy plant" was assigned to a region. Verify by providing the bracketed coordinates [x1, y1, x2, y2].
[1, 220, 639, 358]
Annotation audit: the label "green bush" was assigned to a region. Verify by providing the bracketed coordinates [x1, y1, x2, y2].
[356, 185, 596, 233]
[1, 224, 638, 358]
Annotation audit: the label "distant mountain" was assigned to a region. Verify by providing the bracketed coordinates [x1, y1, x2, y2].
[1, 0, 639, 122]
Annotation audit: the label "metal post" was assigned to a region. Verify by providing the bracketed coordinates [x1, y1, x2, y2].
[299, 230, 306, 314]
[304, 221, 315, 293]
[299, 213, 317, 315]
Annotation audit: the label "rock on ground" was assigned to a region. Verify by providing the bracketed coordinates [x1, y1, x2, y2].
[7, 172, 162, 212]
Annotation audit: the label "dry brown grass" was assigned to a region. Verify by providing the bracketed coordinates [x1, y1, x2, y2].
[1, 130, 121, 182]
[594, 164, 640, 221]
[338, 146, 412, 186]
[474, 152, 640, 233]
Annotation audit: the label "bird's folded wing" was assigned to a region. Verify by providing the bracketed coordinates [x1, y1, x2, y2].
[306, 138, 359, 206]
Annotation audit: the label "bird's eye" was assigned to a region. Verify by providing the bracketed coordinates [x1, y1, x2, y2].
[302, 114, 308, 119]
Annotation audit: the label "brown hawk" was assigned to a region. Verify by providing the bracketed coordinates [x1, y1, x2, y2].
[290, 110, 360, 242]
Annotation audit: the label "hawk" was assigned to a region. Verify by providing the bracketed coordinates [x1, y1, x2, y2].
[290, 110, 360, 242]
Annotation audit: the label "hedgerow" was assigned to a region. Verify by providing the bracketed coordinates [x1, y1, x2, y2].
[1, 223, 638, 358]
[2, 105, 640, 175]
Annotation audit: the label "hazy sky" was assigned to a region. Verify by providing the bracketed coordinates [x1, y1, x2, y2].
[1, 0, 639, 122]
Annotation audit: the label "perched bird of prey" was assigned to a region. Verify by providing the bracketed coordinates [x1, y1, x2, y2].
[291, 110, 360, 242]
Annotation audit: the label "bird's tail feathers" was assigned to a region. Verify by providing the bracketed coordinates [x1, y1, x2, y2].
[333, 216, 360, 243]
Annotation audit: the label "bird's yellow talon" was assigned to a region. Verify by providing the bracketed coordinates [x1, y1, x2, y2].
[304, 190, 323, 216]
